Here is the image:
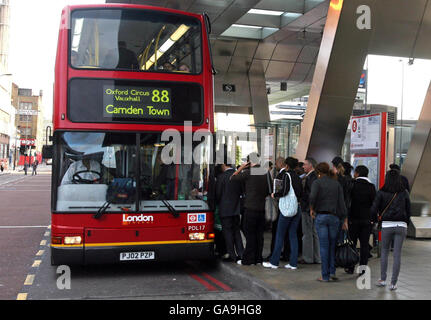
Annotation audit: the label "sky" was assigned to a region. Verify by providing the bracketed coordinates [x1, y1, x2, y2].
[7, 1, 431, 124]
[8, 0, 105, 121]
[367, 55, 431, 121]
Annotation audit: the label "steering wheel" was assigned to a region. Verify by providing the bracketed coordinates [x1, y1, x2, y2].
[72, 170, 102, 184]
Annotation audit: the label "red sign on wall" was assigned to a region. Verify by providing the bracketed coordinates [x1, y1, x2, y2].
[20, 139, 35, 146]
[352, 120, 358, 133]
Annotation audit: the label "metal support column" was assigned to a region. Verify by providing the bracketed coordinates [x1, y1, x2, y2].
[295, 0, 377, 162]
[402, 82, 431, 238]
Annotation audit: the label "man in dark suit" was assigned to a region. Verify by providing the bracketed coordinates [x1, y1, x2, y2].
[300, 157, 320, 264]
[215, 160, 244, 262]
[231, 153, 270, 265]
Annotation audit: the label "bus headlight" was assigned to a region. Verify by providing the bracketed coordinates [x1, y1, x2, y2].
[189, 233, 205, 241]
[63, 236, 82, 245]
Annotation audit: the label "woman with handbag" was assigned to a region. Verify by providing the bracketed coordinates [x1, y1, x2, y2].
[263, 157, 303, 270]
[309, 162, 348, 282]
[370, 169, 411, 291]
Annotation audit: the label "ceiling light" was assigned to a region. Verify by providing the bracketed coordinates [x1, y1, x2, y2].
[144, 24, 190, 70]
[159, 39, 175, 53]
[248, 9, 284, 16]
[171, 24, 190, 41]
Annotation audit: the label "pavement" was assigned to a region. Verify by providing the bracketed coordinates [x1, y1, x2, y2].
[2, 166, 430, 300]
[219, 231, 431, 300]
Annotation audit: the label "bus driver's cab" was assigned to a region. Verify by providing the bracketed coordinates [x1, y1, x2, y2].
[55, 132, 137, 213]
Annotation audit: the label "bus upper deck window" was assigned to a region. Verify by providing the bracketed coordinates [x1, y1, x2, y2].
[70, 8, 202, 73]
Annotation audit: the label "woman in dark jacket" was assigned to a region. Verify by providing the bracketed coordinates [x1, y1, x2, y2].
[263, 157, 303, 270]
[345, 165, 376, 274]
[370, 169, 411, 291]
[310, 162, 347, 282]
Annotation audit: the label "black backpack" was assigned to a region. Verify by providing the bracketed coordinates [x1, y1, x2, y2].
[107, 178, 136, 204]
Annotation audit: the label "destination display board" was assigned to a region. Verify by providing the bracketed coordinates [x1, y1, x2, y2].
[68, 79, 203, 125]
[103, 85, 172, 119]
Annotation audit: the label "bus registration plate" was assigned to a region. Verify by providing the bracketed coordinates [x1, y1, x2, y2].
[120, 251, 155, 261]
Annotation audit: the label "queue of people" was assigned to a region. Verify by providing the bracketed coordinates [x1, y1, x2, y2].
[213, 153, 411, 290]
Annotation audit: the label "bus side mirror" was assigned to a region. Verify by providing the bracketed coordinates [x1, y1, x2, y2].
[42, 145, 53, 159]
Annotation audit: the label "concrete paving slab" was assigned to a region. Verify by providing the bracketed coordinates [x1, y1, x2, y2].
[220, 231, 431, 300]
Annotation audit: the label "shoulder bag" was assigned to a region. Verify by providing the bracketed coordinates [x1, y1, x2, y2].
[335, 231, 360, 268]
[377, 192, 398, 231]
[279, 172, 298, 218]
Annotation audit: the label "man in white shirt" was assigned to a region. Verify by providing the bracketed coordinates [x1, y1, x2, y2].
[61, 159, 103, 185]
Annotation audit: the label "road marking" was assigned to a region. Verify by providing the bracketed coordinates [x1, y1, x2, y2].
[16, 225, 52, 300]
[0, 226, 49, 229]
[0, 190, 51, 192]
[16, 293, 28, 300]
[188, 273, 218, 292]
[200, 272, 232, 291]
[24, 275, 35, 286]
[44, 231, 50, 236]
[185, 262, 232, 292]
[32, 260, 42, 268]
[0, 176, 26, 185]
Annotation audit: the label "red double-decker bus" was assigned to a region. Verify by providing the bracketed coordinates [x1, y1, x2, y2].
[48, 4, 215, 265]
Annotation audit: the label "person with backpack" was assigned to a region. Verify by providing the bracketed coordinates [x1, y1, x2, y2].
[371, 169, 411, 291]
[263, 157, 303, 270]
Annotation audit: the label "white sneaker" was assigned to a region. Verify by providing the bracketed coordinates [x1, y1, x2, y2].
[236, 260, 242, 265]
[262, 262, 278, 269]
[376, 280, 386, 287]
[284, 264, 297, 270]
[389, 284, 397, 291]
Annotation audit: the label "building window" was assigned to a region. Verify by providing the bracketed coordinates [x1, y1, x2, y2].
[19, 102, 33, 110]
[21, 128, 32, 136]
[18, 89, 32, 97]
[19, 115, 32, 122]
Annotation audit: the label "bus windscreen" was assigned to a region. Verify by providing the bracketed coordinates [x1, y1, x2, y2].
[53, 131, 211, 213]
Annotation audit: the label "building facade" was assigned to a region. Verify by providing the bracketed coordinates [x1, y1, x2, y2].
[14, 88, 44, 164]
[0, 0, 14, 170]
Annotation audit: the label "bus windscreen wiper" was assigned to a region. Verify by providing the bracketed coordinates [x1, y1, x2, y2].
[94, 200, 111, 219]
[162, 200, 179, 218]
